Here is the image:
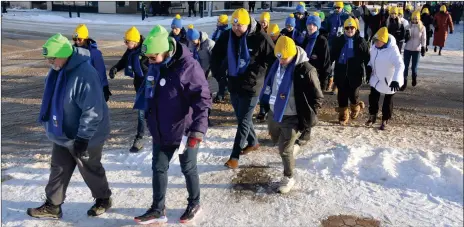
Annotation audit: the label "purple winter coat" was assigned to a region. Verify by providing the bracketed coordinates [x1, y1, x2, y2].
[146, 40, 211, 146]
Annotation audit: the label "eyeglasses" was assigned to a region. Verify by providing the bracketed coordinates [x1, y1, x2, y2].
[72, 38, 84, 42]
[345, 26, 356, 30]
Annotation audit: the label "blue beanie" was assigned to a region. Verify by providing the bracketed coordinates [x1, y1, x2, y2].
[306, 15, 321, 29]
[186, 25, 200, 41]
[171, 14, 183, 29]
[296, 4, 306, 14]
[285, 15, 296, 27]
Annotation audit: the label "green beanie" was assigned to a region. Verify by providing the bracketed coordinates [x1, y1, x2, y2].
[42, 33, 73, 58]
[319, 11, 325, 21]
[344, 4, 352, 13]
[142, 25, 170, 55]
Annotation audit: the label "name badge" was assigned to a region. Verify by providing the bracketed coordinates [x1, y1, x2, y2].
[269, 95, 276, 105]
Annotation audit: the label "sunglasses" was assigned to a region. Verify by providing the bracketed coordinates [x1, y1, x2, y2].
[345, 26, 356, 30]
[334, 7, 341, 9]
[72, 38, 84, 42]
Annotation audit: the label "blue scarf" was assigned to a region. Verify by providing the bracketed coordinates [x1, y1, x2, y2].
[38, 68, 66, 136]
[227, 30, 250, 77]
[212, 25, 228, 41]
[305, 31, 319, 58]
[193, 46, 200, 61]
[125, 48, 144, 78]
[338, 35, 355, 64]
[259, 59, 296, 123]
[292, 29, 307, 46]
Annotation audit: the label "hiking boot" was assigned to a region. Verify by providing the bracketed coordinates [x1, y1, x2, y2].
[412, 74, 417, 87]
[256, 113, 267, 123]
[379, 120, 388, 130]
[130, 136, 144, 153]
[27, 200, 62, 219]
[241, 144, 260, 155]
[179, 204, 202, 223]
[338, 107, 350, 126]
[87, 197, 112, 216]
[134, 207, 167, 225]
[400, 78, 407, 91]
[224, 158, 239, 169]
[434, 46, 437, 52]
[350, 101, 365, 119]
[365, 114, 377, 127]
[278, 176, 295, 194]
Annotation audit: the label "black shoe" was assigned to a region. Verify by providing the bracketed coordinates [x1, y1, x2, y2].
[434, 46, 437, 52]
[365, 115, 377, 127]
[439, 50, 442, 56]
[379, 120, 388, 130]
[179, 204, 201, 223]
[134, 207, 167, 225]
[27, 200, 62, 219]
[130, 136, 144, 153]
[412, 74, 417, 87]
[87, 198, 112, 216]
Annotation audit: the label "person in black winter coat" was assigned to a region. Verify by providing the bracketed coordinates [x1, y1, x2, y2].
[367, 6, 387, 41]
[386, 7, 406, 53]
[330, 18, 370, 126]
[109, 28, 149, 153]
[188, 2, 196, 17]
[421, 8, 434, 52]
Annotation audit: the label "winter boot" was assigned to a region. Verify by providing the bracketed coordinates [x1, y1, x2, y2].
[434, 46, 437, 52]
[326, 77, 334, 92]
[134, 207, 167, 224]
[350, 101, 365, 119]
[130, 136, 144, 153]
[365, 114, 377, 127]
[179, 204, 202, 223]
[278, 176, 295, 194]
[224, 158, 239, 169]
[338, 107, 350, 126]
[27, 200, 62, 219]
[412, 73, 417, 87]
[379, 120, 388, 130]
[241, 144, 260, 155]
[438, 47, 442, 56]
[400, 78, 407, 91]
[88, 197, 112, 216]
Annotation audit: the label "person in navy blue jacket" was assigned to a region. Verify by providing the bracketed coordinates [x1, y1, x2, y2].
[108, 27, 149, 153]
[72, 24, 111, 102]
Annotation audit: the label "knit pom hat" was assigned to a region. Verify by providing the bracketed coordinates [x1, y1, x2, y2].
[218, 14, 229, 24]
[186, 24, 201, 41]
[285, 14, 296, 27]
[260, 12, 271, 23]
[440, 5, 447, 12]
[142, 25, 170, 55]
[306, 15, 321, 29]
[374, 27, 389, 43]
[344, 17, 358, 30]
[412, 10, 421, 20]
[231, 8, 251, 25]
[73, 24, 89, 39]
[318, 11, 325, 20]
[421, 8, 430, 14]
[274, 36, 297, 59]
[267, 23, 280, 37]
[42, 33, 73, 58]
[344, 4, 352, 13]
[171, 14, 183, 29]
[125, 26, 141, 43]
[334, 1, 344, 8]
[296, 4, 305, 14]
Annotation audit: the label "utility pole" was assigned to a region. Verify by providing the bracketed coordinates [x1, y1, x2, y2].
[208, 1, 212, 17]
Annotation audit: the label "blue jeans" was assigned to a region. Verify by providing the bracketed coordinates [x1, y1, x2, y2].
[137, 110, 145, 137]
[230, 93, 259, 159]
[403, 50, 420, 79]
[152, 143, 200, 211]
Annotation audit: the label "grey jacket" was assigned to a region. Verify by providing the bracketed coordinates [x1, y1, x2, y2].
[44, 47, 110, 148]
[404, 23, 427, 51]
[188, 31, 215, 77]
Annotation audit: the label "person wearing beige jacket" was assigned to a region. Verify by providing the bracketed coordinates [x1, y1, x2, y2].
[402, 11, 427, 91]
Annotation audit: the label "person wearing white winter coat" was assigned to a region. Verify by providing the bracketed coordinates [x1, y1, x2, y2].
[402, 11, 427, 91]
[366, 27, 405, 130]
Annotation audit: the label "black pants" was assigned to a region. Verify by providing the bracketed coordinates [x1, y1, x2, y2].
[188, 5, 196, 17]
[368, 87, 394, 121]
[397, 41, 404, 54]
[337, 82, 360, 108]
[249, 5, 255, 13]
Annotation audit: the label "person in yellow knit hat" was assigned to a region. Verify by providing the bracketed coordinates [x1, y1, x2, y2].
[420, 7, 434, 52]
[210, 8, 275, 169]
[260, 36, 323, 194]
[211, 14, 230, 103]
[259, 11, 271, 33]
[267, 23, 281, 44]
[386, 6, 407, 53]
[107, 26, 149, 153]
[330, 17, 370, 126]
[72, 24, 111, 102]
[433, 5, 454, 55]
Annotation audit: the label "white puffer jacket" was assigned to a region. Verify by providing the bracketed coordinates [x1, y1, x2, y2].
[368, 35, 405, 95]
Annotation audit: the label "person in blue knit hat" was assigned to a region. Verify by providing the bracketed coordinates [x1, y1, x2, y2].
[281, 14, 296, 38]
[170, 14, 188, 46]
[291, 3, 309, 46]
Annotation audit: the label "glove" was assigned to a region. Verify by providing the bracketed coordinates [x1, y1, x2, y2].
[74, 137, 89, 159]
[187, 131, 203, 148]
[109, 67, 117, 79]
[421, 47, 426, 57]
[103, 85, 112, 102]
[365, 65, 372, 84]
[450, 30, 453, 34]
[389, 81, 400, 92]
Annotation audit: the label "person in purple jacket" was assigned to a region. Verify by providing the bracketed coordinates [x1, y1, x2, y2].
[133, 25, 211, 225]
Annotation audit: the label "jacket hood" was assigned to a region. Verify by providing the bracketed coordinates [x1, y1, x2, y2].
[248, 18, 259, 35]
[295, 46, 310, 65]
[65, 47, 91, 71]
[200, 31, 209, 42]
[87, 38, 98, 49]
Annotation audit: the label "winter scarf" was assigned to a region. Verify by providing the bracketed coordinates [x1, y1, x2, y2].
[212, 25, 228, 41]
[338, 35, 355, 64]
[260, 59, 296, 123]
[38, 68, 66, 136]
[125, 48, 144, 78]
[193, 46, 200, 61]
[227, 31, 250, 77]
[305, 31, 319, 58]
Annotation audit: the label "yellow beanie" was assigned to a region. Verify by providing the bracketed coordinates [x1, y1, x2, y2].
[275, 36, 297, 59]
[260, 12, 271, 23]
[412, 11, 421, 20]
[125, 26, 141, 43]
[299, 2, 305, 6]
[74, 24, 89, 39]
[267, 23, 280, 37]
[440, 5, 446, 12]
[406, 5, 413, 11]
[374, 27, 389, 43]
[344, 17, 358, 30]
[218, 14, 228, 24]
[231, 8, 251, 26]
[398, 7, 404, 15]
[313, 12, 320, 17]
[334, 1, 344, 8]
[391, 6, 399, 14]
[422, 8, 430, 14]
[387, 5, 392, 11]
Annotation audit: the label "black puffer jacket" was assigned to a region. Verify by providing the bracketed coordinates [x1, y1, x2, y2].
[387, 17, 406, 43]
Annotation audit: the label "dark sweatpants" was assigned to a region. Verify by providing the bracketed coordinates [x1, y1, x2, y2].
[368, 87, 394, 121]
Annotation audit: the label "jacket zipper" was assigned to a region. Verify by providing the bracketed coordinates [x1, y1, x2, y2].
[373, 49, 381, 88]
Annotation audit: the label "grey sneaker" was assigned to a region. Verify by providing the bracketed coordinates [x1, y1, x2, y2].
[278, 176, 295, 194]
[27, 201, 62, 219]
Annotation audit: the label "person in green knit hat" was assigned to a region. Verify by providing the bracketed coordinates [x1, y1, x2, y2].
[27, 33, 113, 219]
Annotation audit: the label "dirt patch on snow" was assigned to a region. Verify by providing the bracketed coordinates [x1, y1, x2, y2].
[230, 164, 278, 202]
[321, 215, 381, 227]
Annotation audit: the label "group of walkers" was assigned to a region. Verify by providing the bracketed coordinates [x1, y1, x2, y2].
[28, 1, 457, 225]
